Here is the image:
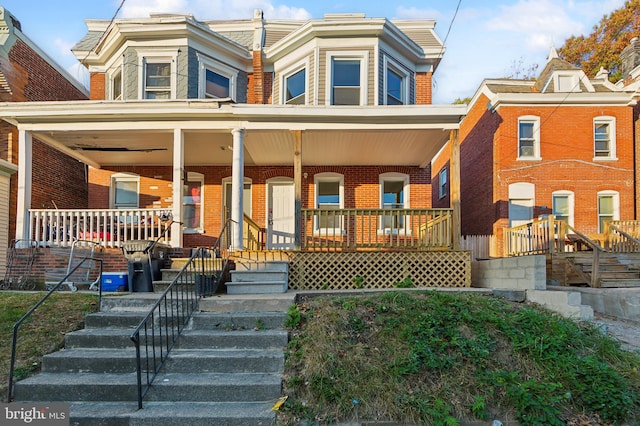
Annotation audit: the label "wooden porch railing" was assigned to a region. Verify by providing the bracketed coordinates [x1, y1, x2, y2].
[301, 208, 453, 251]
[28, 209, 172, 248]
[243, 214, 265, 251]
[605, 221, 640, 252]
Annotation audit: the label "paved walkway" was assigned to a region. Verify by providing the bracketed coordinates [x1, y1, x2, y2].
[594, 313, 640, 352]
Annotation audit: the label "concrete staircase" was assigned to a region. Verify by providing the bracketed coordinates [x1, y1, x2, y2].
[11, 292, 294, 425]
[566, 252, 640, 288]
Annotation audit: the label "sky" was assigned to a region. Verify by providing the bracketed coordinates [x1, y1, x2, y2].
[0, 0, 628, 103]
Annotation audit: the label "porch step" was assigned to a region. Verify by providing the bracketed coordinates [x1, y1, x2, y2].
[600, 279, 640, 288]
[227, 260, 289, 294]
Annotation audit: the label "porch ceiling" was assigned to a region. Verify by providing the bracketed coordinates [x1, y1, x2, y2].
[0, 101, 465, 168]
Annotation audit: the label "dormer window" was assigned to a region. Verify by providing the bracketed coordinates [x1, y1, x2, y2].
[285, 68, 306, 105]
[555, 73, 580, 92]
[138, 50, 178, 100]
[198, 54, 237, 100]
[326, 52, 368, 106]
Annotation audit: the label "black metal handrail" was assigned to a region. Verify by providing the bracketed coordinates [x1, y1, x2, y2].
[7, 257, 103, 402]
[130, 220, 233, 409]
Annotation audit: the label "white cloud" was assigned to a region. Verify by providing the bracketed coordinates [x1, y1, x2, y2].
[53, 38, 75, 58]
[118, 0, 310, 20]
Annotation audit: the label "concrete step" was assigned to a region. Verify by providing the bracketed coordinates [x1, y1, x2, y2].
[190, 311, 287, 330]
[84, 312, 150, 329]
[230, 269, 288, 282]
[198, 293, 295, 313]
[162, 348, 284, 373]
[177, 329, 288, 349]
[40, 348, 137, 374]
[145, 373, 281, 401]
[64, 328, 144, 349]
[233, 260, 289, 272]
[69, 401, 276, 426]
[226, 280, 288, 294]
[14, 373, 138, 401]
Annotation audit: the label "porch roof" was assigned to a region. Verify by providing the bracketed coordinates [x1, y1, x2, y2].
[0, 100, 465, 169]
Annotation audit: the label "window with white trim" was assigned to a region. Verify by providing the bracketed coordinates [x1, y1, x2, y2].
[384, 58, 409, 105]
[597, 190, 619, 233]
[111, 69, 122, 100]
[315, 173, 344, 232]
[518, 116, 540, 159]
[183, 172, 203, 232]
[111, 173, 139, 209]
[198, 55, 237, 100]
[327, 52, 368, 106]
[552, 190, 574, 226]
[144, 61, 171, 99]
[380, 173, 409, 232]
[438, 168, 447, 199]
[594, 116, 616, 160]
[555, 73, 580, 92]
[284, 67, 306, 105]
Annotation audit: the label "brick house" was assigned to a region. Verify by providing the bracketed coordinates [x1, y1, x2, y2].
[432, 47, 637, 256]
[0, 7, 89, 275]
[0, 10, 469, 288]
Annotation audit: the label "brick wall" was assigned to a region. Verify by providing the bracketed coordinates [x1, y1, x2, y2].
[415, 71, 432, 105]
[90, 72, 106, 100]
[89, 165, 432, 247]
[1, 36, 89, 245]
[450, 90, 636, 255]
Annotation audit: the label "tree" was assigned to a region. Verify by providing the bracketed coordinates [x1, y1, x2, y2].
[558, 0, 640, 82]
[503, 57, 539, 80]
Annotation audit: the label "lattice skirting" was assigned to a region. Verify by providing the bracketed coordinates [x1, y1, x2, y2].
[287, 251, 471, 290]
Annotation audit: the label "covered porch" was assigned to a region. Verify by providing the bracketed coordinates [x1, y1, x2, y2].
[1, 100, 469, 288]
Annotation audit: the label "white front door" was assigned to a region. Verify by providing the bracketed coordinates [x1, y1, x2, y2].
[267, 180, 295, 250]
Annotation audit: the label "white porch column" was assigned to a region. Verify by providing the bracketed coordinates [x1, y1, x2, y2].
[231, 128, 245, 251]
[171, 128, 184, 248]
[15, 129, 32, 243]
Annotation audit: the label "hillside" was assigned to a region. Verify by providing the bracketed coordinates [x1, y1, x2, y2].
[278, 291, 640, 425]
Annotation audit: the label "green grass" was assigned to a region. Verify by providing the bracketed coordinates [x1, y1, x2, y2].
[280, 291, 640, 425]
[0, 291, 99, 402]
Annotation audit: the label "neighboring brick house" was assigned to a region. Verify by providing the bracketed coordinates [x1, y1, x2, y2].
[433, 47, 636, 256]
[0, 7, 88, 274]
[0, 10, 466, 253]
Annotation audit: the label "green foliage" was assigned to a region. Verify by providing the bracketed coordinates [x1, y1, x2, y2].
[558, 0, 640, 81]
[280, 292, 640, 425]
[284, 304, 302, 329]
[352, 276, 364, 288]
[393, 276, 414, 288]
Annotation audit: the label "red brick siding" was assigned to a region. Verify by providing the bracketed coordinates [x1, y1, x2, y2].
[90, 72, 106, 100]
[89, 165, 432, 248]
[415, 72, 432, 105]
[453, 91, 635, 255]
[1, 37, 89, 244]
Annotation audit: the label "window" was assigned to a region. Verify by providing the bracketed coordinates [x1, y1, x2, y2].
[508, 182, 534, 227]
[594, 117, 616, 160]
[384, 58, 409, 105]
[332, 58, 360, 105]
[205, 70, 230, 98]
[380, 173, 409, 232]
[315, 173, 343, 232]
[518, 116, 540, 159]
[285, 68, 306, 105]
[112, 70, 122, 100]
[556, 74, 579, 92]
[439, 169, 447, 199]
[183, 172, 203, 231]
[597, 191, 619, 233]
[111, 173, 139, 209]
[198, 54, 237, 101]
[144, 62, 171, 99]
[552, 191, 574, 226]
